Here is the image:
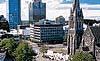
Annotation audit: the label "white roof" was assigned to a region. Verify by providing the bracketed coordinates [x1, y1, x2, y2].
[8, 29, 23, 35]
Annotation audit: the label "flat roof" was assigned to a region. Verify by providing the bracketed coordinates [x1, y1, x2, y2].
[34, 24, 63, 26]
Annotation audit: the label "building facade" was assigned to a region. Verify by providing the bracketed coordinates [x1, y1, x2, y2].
[29, 0, 46, 24]
[67, 0, 84, 55]
[6, 0, 21, 29]
[33, 19, 64, 43]
[0, 15, 9, 32]
[56, 16, 65, 26]
[81, 26, 100, 61]
[0, 20, 9, 32]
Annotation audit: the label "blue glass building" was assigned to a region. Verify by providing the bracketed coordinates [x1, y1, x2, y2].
[29, 0, 46, 24]
[6, 0, 21, 29]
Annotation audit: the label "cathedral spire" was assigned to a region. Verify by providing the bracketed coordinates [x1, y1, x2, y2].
[67, 0, 84, 55]
[73, 0, 80, 12]
[70, 8, 73, 16]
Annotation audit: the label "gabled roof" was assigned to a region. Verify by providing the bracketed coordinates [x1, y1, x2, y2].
[90, 26, 100, 44]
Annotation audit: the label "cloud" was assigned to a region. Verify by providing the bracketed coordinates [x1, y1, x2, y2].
[45, 0, 61, 9]
[45, 0, 100, 20]
[0, 0, 100, 21]
[54, 3, 100, 10]
[0, 2, 6, 17]
[0, 0, 5, 4]
[66, 0, 72, 1]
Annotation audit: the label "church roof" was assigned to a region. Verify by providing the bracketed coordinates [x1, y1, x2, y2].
[90, 26, 100, 44]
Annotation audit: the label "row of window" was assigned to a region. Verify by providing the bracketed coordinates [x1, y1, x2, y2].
[41, 30, 63, 32]
[41, 27, 62, 30]
[41, 32, 63, 34]
[41, 37, 63, 40]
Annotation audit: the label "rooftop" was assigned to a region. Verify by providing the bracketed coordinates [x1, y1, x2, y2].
[34, 19, 62, 26]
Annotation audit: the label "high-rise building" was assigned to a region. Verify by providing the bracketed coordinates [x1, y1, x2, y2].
[56, 16, 65, 26]
[67, 0, 84, 55]
[29, 0, 46, 24]
[21, 0, 30, 21]
[6, 0, 21, 29]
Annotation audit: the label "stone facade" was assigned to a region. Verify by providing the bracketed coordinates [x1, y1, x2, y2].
[81, 26, 100, 61]
[67, 0, 84, 55]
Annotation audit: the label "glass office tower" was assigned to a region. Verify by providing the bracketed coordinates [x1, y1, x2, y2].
[29, 0, 46, 24]
[6, 0, 21, 29]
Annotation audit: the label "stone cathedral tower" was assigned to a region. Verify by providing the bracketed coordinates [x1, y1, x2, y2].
[67, 0, 84, 55]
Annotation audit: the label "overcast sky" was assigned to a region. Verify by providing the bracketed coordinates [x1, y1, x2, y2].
[0, 0, 100, 21]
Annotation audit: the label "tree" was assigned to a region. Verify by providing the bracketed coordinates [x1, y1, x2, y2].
[69, 52, 94, 61]
[15, 42, 33, 61]
[40, 45, 48, 56]
[63, 34, 67, 45]
[0, 38, 17, 53]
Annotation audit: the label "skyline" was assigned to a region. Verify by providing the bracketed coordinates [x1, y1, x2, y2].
[0, 0, 100, 21]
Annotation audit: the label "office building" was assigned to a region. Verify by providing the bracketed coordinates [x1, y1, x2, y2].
[29, 0, 46, 24]
[6, 0, 21, 29]
[33, 19, 64, 43]
[56, 16, 65, 26]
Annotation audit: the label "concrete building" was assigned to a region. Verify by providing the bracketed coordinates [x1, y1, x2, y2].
[17, 25, 31, 40]
[33, 19, 64, 43]
[29, 0, 46, 24]
[30, 24, 34, 41]
[22, 21, 30, 26]
[8, 29, 22, 41]
[0, 15, 10, 32]
[6, 0, 21, 29]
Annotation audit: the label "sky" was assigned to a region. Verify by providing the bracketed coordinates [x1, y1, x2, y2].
[0, 0, 100, 21]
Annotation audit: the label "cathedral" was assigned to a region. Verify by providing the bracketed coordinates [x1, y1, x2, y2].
[67, 0, 84, 55]
[67, 0, 100, 60]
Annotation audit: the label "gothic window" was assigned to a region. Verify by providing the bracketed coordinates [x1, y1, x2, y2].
[86, 32, 90, 37]
[84, 36, 92, 46]
[70, 20, 74, 28]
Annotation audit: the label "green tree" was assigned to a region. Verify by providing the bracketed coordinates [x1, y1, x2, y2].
[64, 34, 67, 42]
[40, 45, 48, 56]
[0, 38, 17, 53]
[63, 34, 67, 45]
[70, 52, 94, 61]
[15, 42, 33, 61]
